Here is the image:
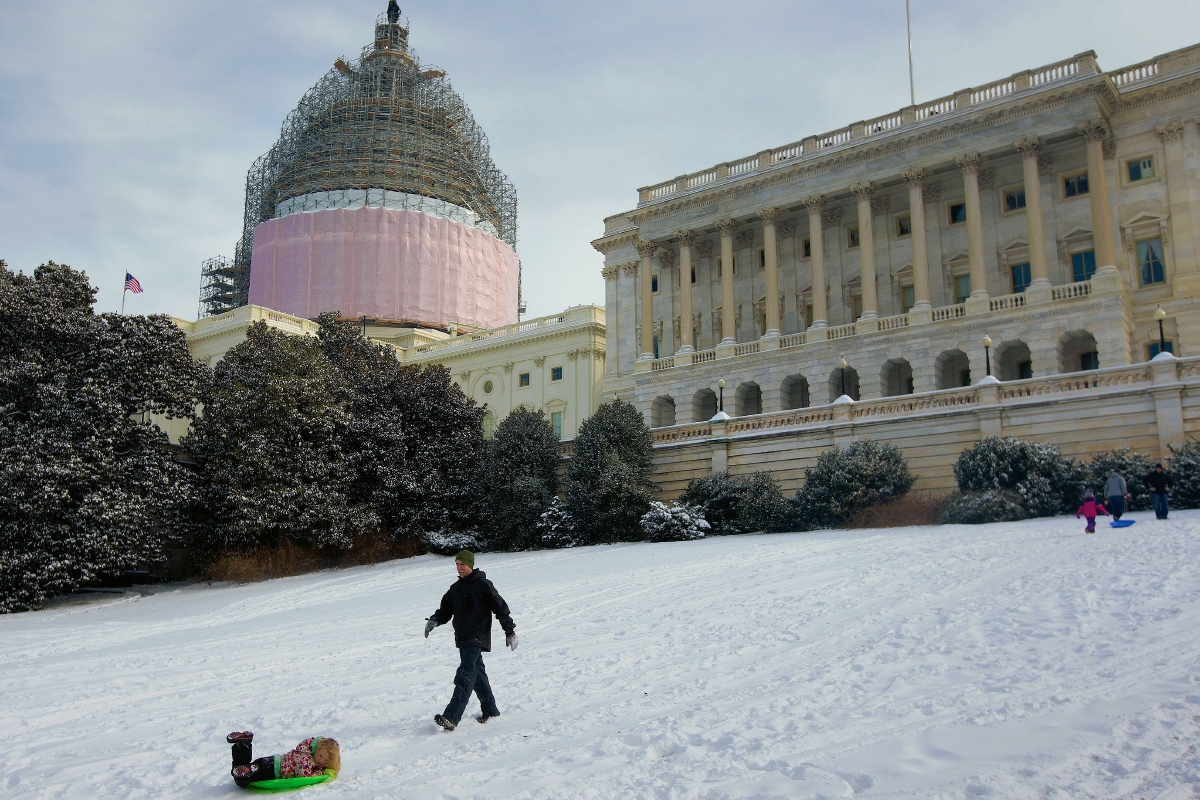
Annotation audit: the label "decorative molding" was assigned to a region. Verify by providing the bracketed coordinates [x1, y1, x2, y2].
[590, 229, 639, 255]
[1037, 155, 1053, 177]
[778, 220, 797, 238]
[1156, 121, 1186, 144]
[503, 362, 513, 373]
[635, 239, 658, 258]
[735, 230, 754, 247]
[954, 152, 983, 174]
[1102, 137, 1117, 160]
[671, 229, 696, 246]
[822, 208, 842, 229]
[850, 181, 875, 201]
[901, 167, 928, 188]
[977, 169, 996, 190]
[593, 349, 605, 361]
[620, 261, 639, 277]
[459, 371, 471, 381]
[1076, 119, 1111, 142]
[757, 206, 780, 224]
[870, 196, 891, 216]
[803, 195, 825, 214]
[658, 248, 675, 270]
[534, 356, 546, 367]
[696, 241, 714, 258]
[1013, 136, 1042, 156]
[716, 219, 737, 238]
[567, 349, 579, 361]
[923, 183, 942, 204]
[601, 265, 619, 281]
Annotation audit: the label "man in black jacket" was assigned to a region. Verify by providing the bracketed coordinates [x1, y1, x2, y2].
[424, 550, 517, 731]
[1146, 463, 1174, 519]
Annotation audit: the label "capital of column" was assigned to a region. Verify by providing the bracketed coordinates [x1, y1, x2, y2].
[1156, 121, 1186, 144]
[1013, 136, 1041, 157]
[620, 262, 638, 277]
[715, 218, 737, 238]
[671, 229, 696, 247]
[850, 181, 875, 201]
[657, 248, 675, 269]
[954, 153, 984, 175]
[601, 265, 618, 281]
[757, 207, 780, 224]
[635, 240, 658, 259]
[1076, 119, 1111, 142]
[802, 195, 825, 214]
[901, 167, 928, 188]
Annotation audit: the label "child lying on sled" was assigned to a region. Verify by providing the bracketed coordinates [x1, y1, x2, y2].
[226, 731, 340, 788]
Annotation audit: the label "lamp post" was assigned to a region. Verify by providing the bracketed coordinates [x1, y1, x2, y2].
[717, 379, 725, 413]
[1155, 307, 1167, 354]
[838, 357, 848, 397]
[983, 335, 992, 377]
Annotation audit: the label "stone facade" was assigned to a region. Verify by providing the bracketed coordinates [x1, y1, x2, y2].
[594, 45, 1200, 439]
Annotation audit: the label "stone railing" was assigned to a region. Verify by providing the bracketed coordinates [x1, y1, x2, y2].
[725, 408, 835, 435]
[999, 364, 1152, 400]
[734, 341, 760, 356]
[1052, 280, 1092, 300]
[1111, 58, 1158, 87]
[852, 387, 978, 420]
[932, 303, 966, 322]
[826, 323, 857, 341]
[727, 155, 759, 176]
[651, 356, 674, 371]
[873, 313, 909, 331]
[989, 292, 1026, 312]
[692, 348, 716, 364]
[779, 332, 807, 348]
[652, 421, 713, 444]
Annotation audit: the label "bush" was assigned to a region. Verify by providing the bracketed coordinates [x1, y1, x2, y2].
[1086, 448, 1154, 511]
[940, 490, 1028, 525]
[565, 400, 656, 545]
[786, 440, 915, 530]
[1168, 439, 1200, 509]
[953, 436, 1084, 518]
[536, 498, 577, 549]
[679, 470, 786, 534]
[484, 408, 560, 551]
[641, 502, 710, 542]
[419, 528, 480, 555]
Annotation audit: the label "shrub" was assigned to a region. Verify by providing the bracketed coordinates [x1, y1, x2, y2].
[953, 436, 1084, 518]
[565, 400, 656, 545]
[786, 440, 915, 530]
[484, 408, 560, 551]
[679, 470, 786, 534]
[419, 528, 480, 555]
[641, 502, 710, 542]
[1168, 439, 1200, 509]
[536, 498, 577, 549]
[940, 490, 1027, 525]
[1086, 448, 1154, 511]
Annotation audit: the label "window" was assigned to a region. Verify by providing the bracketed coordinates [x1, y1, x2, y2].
[1004, 188, 1026, 212]
[651, 274, 659, 293]
[653, 336, 659, 359]
[852, 295, 863, 320]
[1018, 360, 1033, 380]
[959, 368, 972, 387]
[847, 226, 860, 249]
[690, 266, 696, 284]
[518, 372, 530, 388]
[1148, 341, 1174, 359]
[482, 412, 494, 440]
[716, 258, 722, 278]
[1071, 250, 1096, 283]
[948, 202, 967, 225]
[804, 304, 814, 328]
[551, 366, 563, 381]
[901, 285, 915, 313]
[1063, 173, 1089, 197]
[1080, 351, 1099, 371]
[896, 215, 911, 237]
[1011, 262, 1031, 293]
[758, 248, 766, 269]
[1127, 156, 1155, 182]
[802, 238, 812, 258]
[1137, 237, 1166, 285]
[551, 411, 563, 440]
[953, 274, 971, 304]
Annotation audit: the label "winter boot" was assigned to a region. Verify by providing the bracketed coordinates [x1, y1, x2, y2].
[226, 731, 254, 743]
[227, 731, 253, 767]
[476, 713, 499, 724]
[434, 714, 456, 731]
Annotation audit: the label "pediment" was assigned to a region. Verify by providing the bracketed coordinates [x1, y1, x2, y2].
[1060, 226, 1092, 241]
[1000, 238, 1029, 252]
[942, 250, 970, 264]
[1121, 210, 1168, 228]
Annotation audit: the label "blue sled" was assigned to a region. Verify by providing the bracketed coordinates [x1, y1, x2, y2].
[1110, 519, 1136, 528]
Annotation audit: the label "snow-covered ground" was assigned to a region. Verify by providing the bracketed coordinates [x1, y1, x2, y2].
[5, 511, 1200, 799]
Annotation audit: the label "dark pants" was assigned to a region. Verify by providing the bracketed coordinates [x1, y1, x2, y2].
[230, 739, 275, 787]
[1153, 492, 1170, 519]
[1108, 495, 1126, 520]
[443, 645, 499, 725]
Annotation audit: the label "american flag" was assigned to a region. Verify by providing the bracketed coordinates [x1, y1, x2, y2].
[124, 273, 143, 294]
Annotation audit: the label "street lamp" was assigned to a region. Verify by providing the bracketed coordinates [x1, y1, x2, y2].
[1155, 307, 1167, 354]
[717, 379, 725, 413]
[838, 357, 848, 397]
[983, 335, 992, 377]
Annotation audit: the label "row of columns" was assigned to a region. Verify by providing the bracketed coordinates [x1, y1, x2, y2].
[630, 122, 1118, 360]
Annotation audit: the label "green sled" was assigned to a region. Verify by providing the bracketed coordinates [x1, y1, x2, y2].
[247, 770, 336, 793]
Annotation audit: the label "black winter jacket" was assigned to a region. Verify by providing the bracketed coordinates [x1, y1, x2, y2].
[431, 569, 515, 651]
[1146, 470, 1173, 494]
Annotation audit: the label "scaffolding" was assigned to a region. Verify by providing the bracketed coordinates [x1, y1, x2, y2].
[197, 255, 239, 317]
[199, 8, 518, 318]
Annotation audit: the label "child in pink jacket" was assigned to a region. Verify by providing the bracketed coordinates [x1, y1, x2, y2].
[226, 731, 340, 787]
[1076, 489, 1109, 533]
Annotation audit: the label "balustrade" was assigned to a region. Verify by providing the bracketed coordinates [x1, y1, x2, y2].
[932, 304, 966, 322]
[989, 292, 1027, 312]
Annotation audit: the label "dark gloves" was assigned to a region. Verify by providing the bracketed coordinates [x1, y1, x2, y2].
[424, 617, 439, 638]
[506, 632, 518, 651]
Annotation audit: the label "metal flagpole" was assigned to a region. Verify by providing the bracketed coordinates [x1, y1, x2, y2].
[121, 283, 127, 315]
[906, 0, 916, 106]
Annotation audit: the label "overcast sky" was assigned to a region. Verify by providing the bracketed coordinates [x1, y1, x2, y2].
[2, 0, 1198, 321]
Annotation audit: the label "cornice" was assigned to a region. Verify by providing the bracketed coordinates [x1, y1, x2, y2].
[592, 228, 640, 255]
[407, 321, 606, 363]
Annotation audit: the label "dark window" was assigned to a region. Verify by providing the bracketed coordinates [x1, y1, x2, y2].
[959, 368, 972, 387]
[1127, 157, 1154, 182]
[1018, 360, 1033, 380]
[653, 336, 659, 359]
[551, 366, 563, 381]
[1148, 341, 1174, 359]
[802, 238, 812, 258]
[847, 226, 860, 248]
[901, 285, 915, 313]
[1071, 250, 1096, 283]
[948, 203, 967, 224]
[1004, 189, 1026, 211]
[953, 274, 971, 304]
[758, 249, 766, 269]
[651, 274, 659, 293]
[896, 215, 912, 236]
[1064, 173, 1089, 197]
[1138, 238, 1166, 285]
[1011, 262, 1031, 293]
[1080, 351, 1099, 371]
[518, 372, 530, 387]
[690, 266, 696, 284]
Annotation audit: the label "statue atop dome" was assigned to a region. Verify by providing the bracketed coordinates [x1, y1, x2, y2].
[386, 1, 400, 24]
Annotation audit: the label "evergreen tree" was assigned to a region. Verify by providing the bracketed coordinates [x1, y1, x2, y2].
[0, 261, 205, 612]
[485, 407, 560, 550]
[641, 502, 709, 542]
[786, 440, 915, 530]
[679, 470, 786, 534]
[953, 436, 1084, 518]
[1168, 439, 1200, 509]
[565, 399, 655, 544]
[1086, 448, 1154, 511]
[536, 498, 578, 548]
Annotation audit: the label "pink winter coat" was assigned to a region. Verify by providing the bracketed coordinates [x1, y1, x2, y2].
[278, 738, 325, 779]
[1076, 499, 1109, 520]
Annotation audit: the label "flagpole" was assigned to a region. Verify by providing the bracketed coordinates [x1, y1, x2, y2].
[906, 0, 916, 106]
[121, 285, 127, 315]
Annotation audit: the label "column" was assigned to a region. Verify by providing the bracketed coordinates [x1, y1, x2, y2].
[902, 167, 933, 319]
[955, 153, 991, 309]
[672, 230, 696, 353]
[758, 208, 781, 338]
[850, 182, 878, 320]
[601, 265, 619, 377]
[803, 196, 828, 329]
[1077, 120, 1119, 274]
[717, 220, 737, 344]
[1014, 137, 1052, 300]
[636, 240, 657, 359]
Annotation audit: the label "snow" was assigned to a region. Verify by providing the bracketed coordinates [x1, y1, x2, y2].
[5, 511, 1200, 799]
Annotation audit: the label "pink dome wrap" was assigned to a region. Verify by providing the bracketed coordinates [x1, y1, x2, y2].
[247, 206, 519, 329]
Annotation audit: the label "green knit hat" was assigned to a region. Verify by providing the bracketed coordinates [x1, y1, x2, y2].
[455, 550, 475, 568]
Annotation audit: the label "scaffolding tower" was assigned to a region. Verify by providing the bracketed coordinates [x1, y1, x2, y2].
[199, 8, 518, 317]
[197, 255, 239, 318]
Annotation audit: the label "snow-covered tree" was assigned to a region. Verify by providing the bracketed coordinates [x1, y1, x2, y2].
[679, 470, 786, 534]
[952, 436, 1084, 519]
[565, 399, 655, 545]
[641, 501, 710, 542]
[0, 261, 206, 612]
[1086, 448, 1154, 511]
[535, 498, 577, 549]
[1168, 439, 1200, 509]
[787, 440, 915, 530]
[940, 489, 1027, 525]
[484, 407, 560, 550]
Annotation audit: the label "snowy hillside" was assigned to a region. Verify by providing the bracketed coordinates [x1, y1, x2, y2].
[5, 511, 1200, 799]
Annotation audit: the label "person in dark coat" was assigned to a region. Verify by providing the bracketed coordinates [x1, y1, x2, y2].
[1146, 463, 1174, 519]
[424, 550, 517, 731]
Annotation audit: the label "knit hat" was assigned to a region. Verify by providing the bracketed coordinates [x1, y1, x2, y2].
[1084, 488, 1094, 498]
[455, 550, 475, 568]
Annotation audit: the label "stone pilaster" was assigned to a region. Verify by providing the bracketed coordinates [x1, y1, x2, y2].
[803, 196, 828, 329]
[851, 181, 878, 323]
[716, 220, 737, 344]
[635, 240, 657, 360]
[671, 230, 696, 354]
[902, 168, 933, 322]
[758, 208, 781, 339]
[955, 153, 991, 312]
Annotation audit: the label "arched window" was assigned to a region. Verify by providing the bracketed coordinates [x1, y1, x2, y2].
[781, 374, 810, 410]
[828, 363, 861, 402]
[735, 382, 762, 416]
[1058, 330, 1099, 373]
[936, 349, 972, 389]
[651, 396, 677, 427]
[693, 388, 717, 421]
[881, 358, 914, 397]
[997, 340, 1033, 381]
